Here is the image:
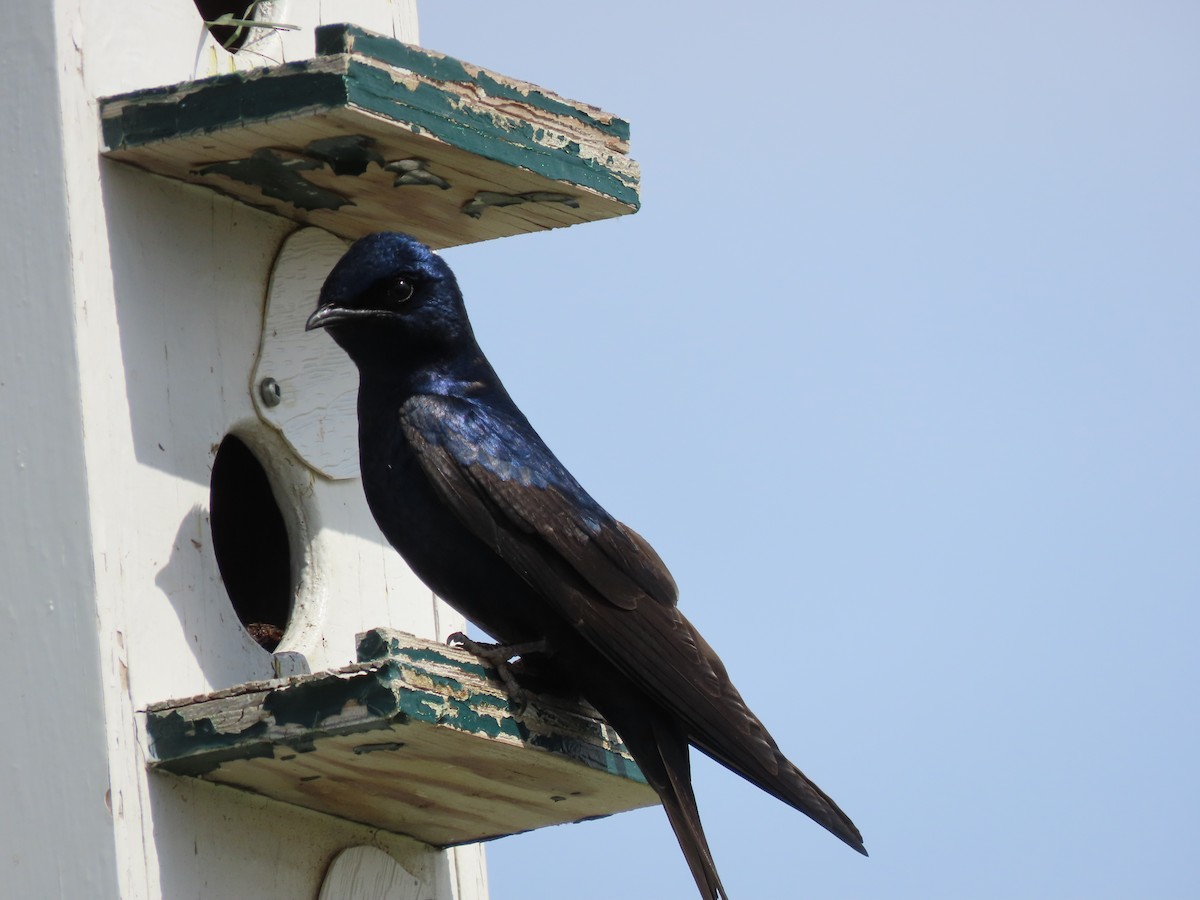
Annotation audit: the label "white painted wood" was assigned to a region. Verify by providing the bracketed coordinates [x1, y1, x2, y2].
[253, 228, 359, 480]
[279, 0, 421, 52]
[140, 778, 453, 897]
[0, 1, 122, 895]
[319, 846, 429, 900]
[447, 846, 490, 900]
[27, 0, 488, 897]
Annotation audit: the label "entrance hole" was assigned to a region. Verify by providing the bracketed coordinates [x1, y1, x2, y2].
[210, 433, 293, 650]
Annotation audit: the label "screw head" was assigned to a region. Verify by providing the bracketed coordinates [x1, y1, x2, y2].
[259, 377, 282, 407]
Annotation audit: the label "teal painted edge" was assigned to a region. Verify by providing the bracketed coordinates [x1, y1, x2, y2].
[146, 659, 647, 785]
[100, 55, 638, 207]
[366, 635, 647, 785]
[523, 725, 649, 785]
[315, 24, 631, 143]
[146, 667, 403, 766]
[101, 64, 348, 151]
[344, 60, 639, 207]
[356, 628, 491, 680]
[383, 660, 647, 784]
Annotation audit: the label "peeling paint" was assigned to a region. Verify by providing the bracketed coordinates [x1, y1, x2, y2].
[385, 158, 451, 190]
[303, 134, 385, 176]
[100, 28, 640, 210]
[314, 24, 631, 142]
[197, 149, 353, 211]
[461, 190, 579, 219]
[143, 631, 655, 845]
[149, 631, 649, 783]
[343, 61, 639, 205]
[263, 668, 399, 726]
[101, 65, 346, 151]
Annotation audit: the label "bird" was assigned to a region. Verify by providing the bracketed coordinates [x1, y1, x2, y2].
[306, 231, 866, 898]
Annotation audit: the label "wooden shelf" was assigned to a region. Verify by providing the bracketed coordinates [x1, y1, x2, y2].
[100, 25, 639, 249]
[145, 629, 657, 847]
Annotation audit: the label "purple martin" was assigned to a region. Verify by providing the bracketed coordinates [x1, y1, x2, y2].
[306, 232, 865, 898]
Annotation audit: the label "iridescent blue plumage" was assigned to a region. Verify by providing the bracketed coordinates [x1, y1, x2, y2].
[306, 232, 866, 899]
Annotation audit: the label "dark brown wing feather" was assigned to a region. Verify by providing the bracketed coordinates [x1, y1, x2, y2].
[400, 394, 865, 854]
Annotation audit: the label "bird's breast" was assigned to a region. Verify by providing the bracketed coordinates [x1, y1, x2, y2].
[355, 396, 547, 644]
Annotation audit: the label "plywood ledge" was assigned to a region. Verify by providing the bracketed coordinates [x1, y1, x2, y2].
[99, 24, 639, 249]
[145, 628, 657, 847]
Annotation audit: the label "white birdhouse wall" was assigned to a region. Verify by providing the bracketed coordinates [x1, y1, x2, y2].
[7, 0, 487, 897]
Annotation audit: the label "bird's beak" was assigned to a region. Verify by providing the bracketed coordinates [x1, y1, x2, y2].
[307, 305, 402, 331]
[306, 305, 350, 331]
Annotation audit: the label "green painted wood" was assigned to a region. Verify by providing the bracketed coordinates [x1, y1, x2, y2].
[145, 629, 656, 847]
[314, 24, 631, 142]
[99, 25, 639, 221]
[100, 64, 343, 151]
[340, 59, 638, 206]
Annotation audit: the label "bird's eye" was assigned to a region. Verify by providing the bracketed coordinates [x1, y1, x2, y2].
[385, 278, 415, 305]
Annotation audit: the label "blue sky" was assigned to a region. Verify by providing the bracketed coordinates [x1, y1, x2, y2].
[421, 3, 1199, 897]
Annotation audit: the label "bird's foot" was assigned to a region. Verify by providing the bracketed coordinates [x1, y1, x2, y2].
[446, 632, 548, 660]
[446, 632, 549, 713]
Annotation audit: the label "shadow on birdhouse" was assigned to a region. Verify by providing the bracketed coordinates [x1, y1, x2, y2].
[209, 432, 292, 649]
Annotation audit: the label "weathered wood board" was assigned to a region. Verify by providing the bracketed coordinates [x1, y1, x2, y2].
[100, 24, 639, 249]
[146, 629, 657, 847]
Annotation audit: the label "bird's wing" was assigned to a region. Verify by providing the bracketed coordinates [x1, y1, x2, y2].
[400, 393, 780, 765]
[401, 393, 678, 612]
[400, 393, 865, 853]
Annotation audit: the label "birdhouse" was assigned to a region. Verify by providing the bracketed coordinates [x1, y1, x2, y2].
[2, 2, 650, 897]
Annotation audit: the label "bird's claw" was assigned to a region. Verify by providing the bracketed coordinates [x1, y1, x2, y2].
[446, 632, 546, 713]
[447, 631, 500, 657]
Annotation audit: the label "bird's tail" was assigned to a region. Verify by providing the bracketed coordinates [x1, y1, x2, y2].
[680, 628, 867, 857]
[691, 708, 866, 855]
[747, 747, 866, 856]
[565, 641, 733, 898]
[633, 713, 729, 900]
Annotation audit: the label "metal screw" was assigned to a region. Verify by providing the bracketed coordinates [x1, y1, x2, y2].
[259, 377, 282, 407]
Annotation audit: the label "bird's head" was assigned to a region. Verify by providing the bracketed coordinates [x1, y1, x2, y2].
[306, 232, 473, 369]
